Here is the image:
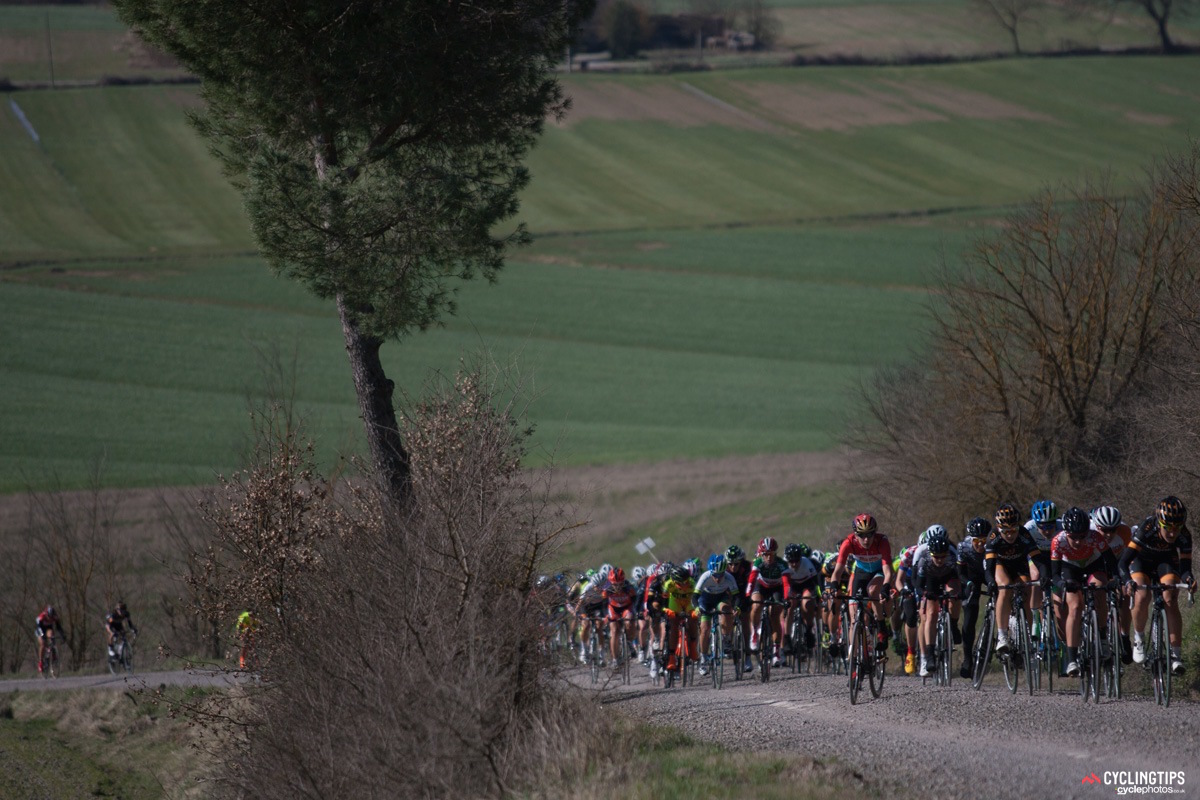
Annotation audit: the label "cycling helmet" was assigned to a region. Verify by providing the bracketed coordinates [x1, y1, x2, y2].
[683, 557, 701, 577]
[853, 514, 877, 536]
[658, 561, 675, 578]
[671, 566, 689, 583]
[46, 605, 55, 615]
[610, 567, 625, 584]
[584, 568, 596, 580]
[1031, 500, 1057, 525]
[632, 566, 647, 583]
[784, 543, 803, 563]
[1092, 505, 1121, 529]
[925, 524, 947, 540]
[966, 517, 992, 540]
[726, 544, 745, 563]
[1062, 506, 1089, 536]
[757, 536, 779, 556]
[1158, 496, 1187, 527]
[795, 543, 812, 559]
[927, 532, 951, 555]
[995, 503, 1020, 530]
[535, 575, 552, 589]
[598, 563, 613, 582]
[810, 549, 825, 565]
[823, 553, 838, 570]
[707, 554, 727, 575]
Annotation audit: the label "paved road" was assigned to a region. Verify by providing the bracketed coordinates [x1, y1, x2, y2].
[0, 668, 249, 693]
[576, 657, 1200, 800]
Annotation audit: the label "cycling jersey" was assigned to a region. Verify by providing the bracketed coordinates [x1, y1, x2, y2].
[105, 609, 136, 634]
[35, 610, 61, 636]
[785, 556, 819, 585]
[746, 557, 792, 596]
[1050, 531, 1110, 570]
[836, 533, 892, 576]
[661, 577, 695, 614]
[1023, 518, 1058, 552]
[1119, 516, 1193, 582]
[985, 530, 1041, 582]
[727, 559, 752, 594]
[896, 544, 918, 574]
[1091, 521, 1133, 559]
[956, 539, 986, 587]
[694, 570, 738, 597]
[603, 579, 638, 611]
[912, 549, 958, 586]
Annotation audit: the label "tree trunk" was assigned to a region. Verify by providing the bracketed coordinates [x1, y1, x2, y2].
[337, 294, 412, 505]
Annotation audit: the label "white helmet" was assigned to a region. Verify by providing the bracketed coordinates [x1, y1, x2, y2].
[632, 566, 647, 583]
[920, 524, 947, 545]
[598, 564, 613, 582]
[1093, 506, 1121, 529]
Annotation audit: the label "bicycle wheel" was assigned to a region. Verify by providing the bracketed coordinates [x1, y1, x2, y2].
[758, 613, 771, 684]
[589, 629, 601, 685]
[1018, 612, 1034, 696]
[1105, 604, 1121, 700]
[682, 631, 695, 688]
[1002, 619, 1019, 694]
[939, 611, 953, 687]
[869, 622, 886, 699]
[49, 646, 60, 679]
[972, 607, 995, 690]
[789, 614, 803, 674]
[1157, 607, 1171, 707]
[1044, 612, 1060, 692]
[813, 615, 826, 675]
[711, 623, 724, 690]
[731, 617, 746, 681]
[848, 619, 865, 705]
[839, 606, 852, 675]
[107, 644, 119, 676]
[1083, 607, 1101, 703]
[619, 629, 631, 685]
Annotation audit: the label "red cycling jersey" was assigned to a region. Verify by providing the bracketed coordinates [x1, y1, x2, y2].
[837, 533, 893, 576]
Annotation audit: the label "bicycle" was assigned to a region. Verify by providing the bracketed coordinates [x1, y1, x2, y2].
[1072, 580, 1121, 703]
[107, 630, 135, 675]
[1136, 583, 1194, 708]
[611, 618, 633, 686]
[787, 601, 816, 675]
[1031, 592, 1062, 693]
[699, 606, 738, 690]
[663, 610, 696, 689]
[972, 583, 1034, 694]
[1103, 583, 1125, 700]
[585, 613, 607, 685]
[729, 602, 748, 682]
[753, 597, 788, 684]
[38, 631, 61, 679]
[922, 588, 956, 687]
[832, 589, 887, 704]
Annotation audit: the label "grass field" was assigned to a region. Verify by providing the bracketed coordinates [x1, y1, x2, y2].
[2, 56, 1199, 490]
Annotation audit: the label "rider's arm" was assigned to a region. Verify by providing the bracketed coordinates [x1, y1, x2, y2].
[1118, 542, 1138, 585]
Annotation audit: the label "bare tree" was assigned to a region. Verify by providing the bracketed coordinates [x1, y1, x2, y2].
[973, 0, 1043, 54]
[852, 170, 1200, 529]
[0, 505, 37, 672]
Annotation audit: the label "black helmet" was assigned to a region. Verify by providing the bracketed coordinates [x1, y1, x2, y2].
[927, 532, 951, 555]
[784, 543, 803, 562]
[1062, 506, 1089, 536]
[995, 503, 1020, 530]
[1158, 496, 1187, 527]
[966, 517, 992, 539]
[672, 566, 690, 583]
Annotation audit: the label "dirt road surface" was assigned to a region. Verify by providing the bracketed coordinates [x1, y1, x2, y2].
[0, 668, 247, 694]
[575, 661, 1200, 800]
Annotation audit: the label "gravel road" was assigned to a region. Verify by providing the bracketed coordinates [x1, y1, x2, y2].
[0, 668, 247, 694]
[577, 659, 1200, 800]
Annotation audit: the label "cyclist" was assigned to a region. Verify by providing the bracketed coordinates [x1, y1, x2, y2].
[746, 537, 792, 668]
[693, 554, 738, 676]
[104, 601, 138, 660]
[1121, 496, 1195, 674]
[1051, 506, 1117, 677]
[662, 565, 698, 676]
[957, 516, 990, 678]
[236, 610, 258, 670]
[821, 550, 848, 658]
[783, 543, 821, 661]
[644, 562, 674, 679]
[893, 540, 921, 675]
[831, 513, 895, 654]
[575, 569, 607, 666]
[725, 545, 754, 674]
[1092, 505, 1134, 663]
[631, 565, 651, 663]
[986, 503, 1042, 656]
[603, 568, 638, 667]
[1024, 500, 1058, 644]
[35, 604, 64, 675]
[911, 529, 961, 678]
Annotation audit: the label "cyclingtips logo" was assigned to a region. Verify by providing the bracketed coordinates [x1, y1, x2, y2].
[1082, 771, 1187, 795]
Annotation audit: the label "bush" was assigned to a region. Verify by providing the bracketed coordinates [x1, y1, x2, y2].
[184, 359, 599, 798]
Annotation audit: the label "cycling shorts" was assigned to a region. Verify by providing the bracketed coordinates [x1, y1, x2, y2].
[696, 592, 732, 616]
[750, 586, 786, 605]
[1059, 562, 1109, 588]
[848, 572, 884, 600]
[994, 559, 1031, 582]
[1129, 550, 1182, 583]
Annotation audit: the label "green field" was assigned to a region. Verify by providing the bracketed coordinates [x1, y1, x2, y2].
[2, 55, 1200, 490]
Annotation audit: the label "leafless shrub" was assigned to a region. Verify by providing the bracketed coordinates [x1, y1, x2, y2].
[973, 0, 1042, 54]
[0, 504, 37, 672]
[851, 164, 1200, 530]
[188, 357, 598, 799]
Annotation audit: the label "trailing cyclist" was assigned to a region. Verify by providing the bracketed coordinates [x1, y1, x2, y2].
[603, 568, 639, 668]
[821, 551, 848, 659]
[725, 545, 754, 674]
[1024, 500, 1059, 647]
[1121, 496, 1195, 675]
[575, 568, 608, 665]
[104, 601, 138, 661]
[957, 516, 990, 678]
[693, 554, 738, 676]
[662, 565, 698, 676]
[644, 562, 674, 679]
[911, 530, 961, 678]
[1092, 505, 1134, 663]
[783, 543, 821, 661]
[831, 513, 895, 654]
[35, 605, 64, 675]
[746, 537, 792, 668]
[894, 541, 920, 675]
[631, 565, 651, 663]
[1050, 506, 1118, 677]
[985, 503, 1042, 656]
